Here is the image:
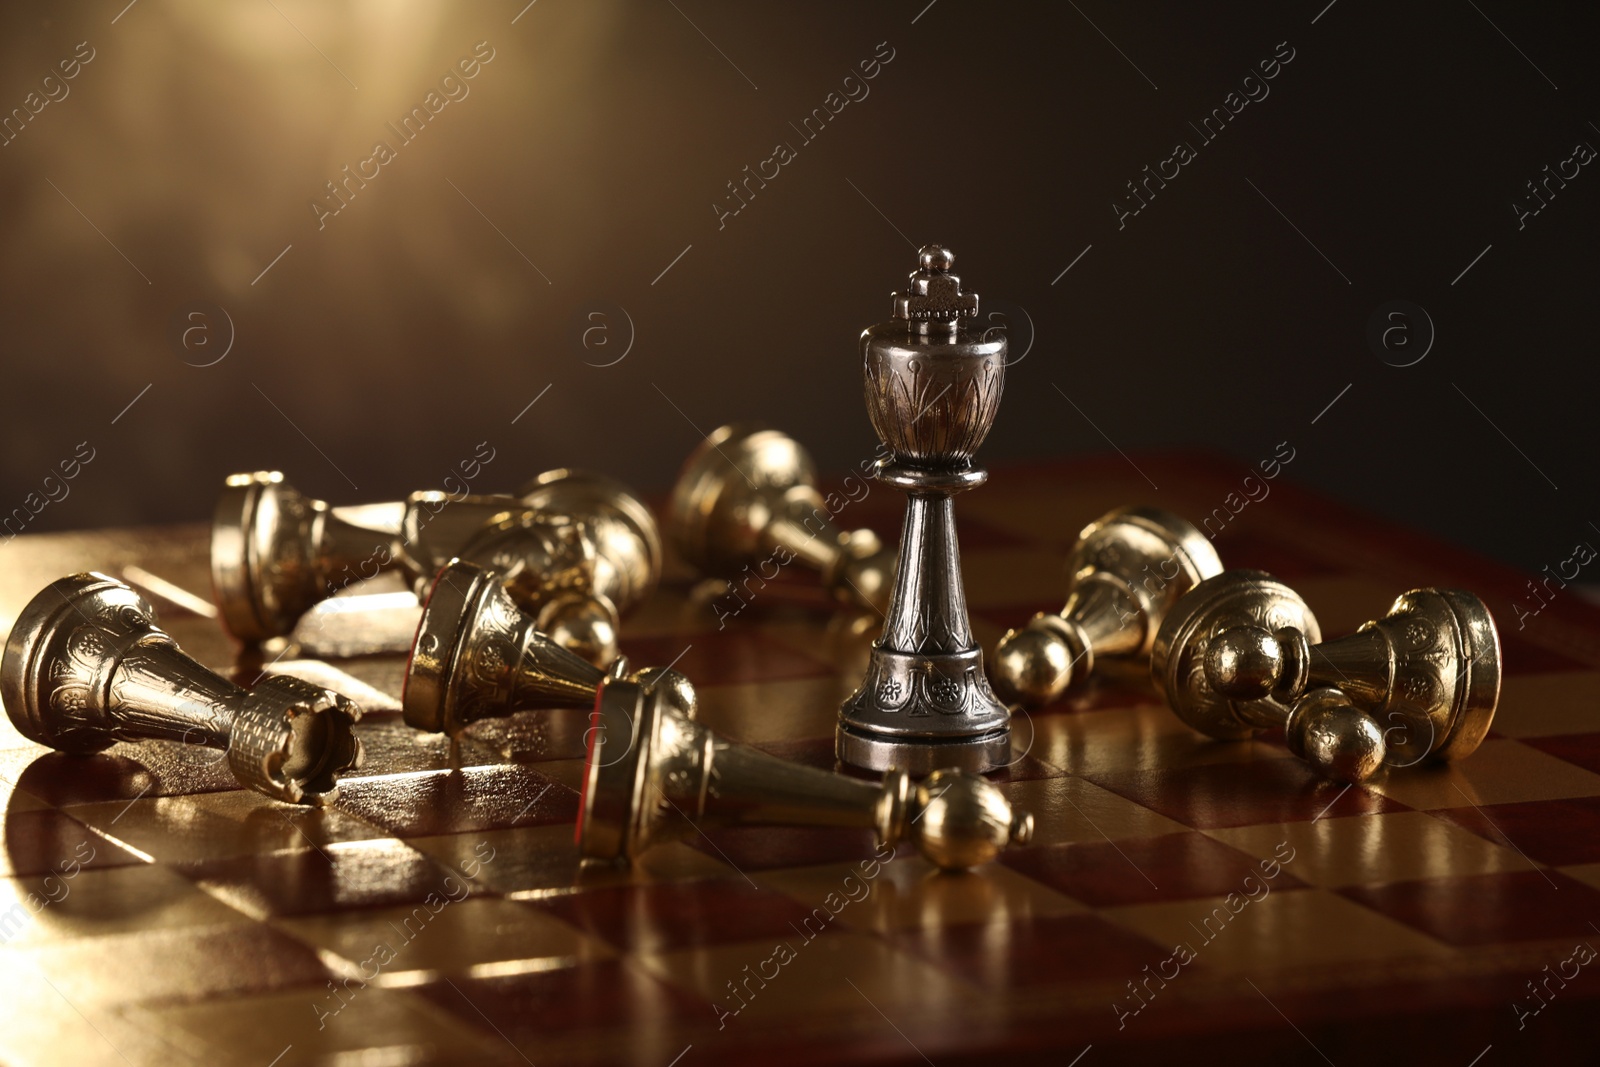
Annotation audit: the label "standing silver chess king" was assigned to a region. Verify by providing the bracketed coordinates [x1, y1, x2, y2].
[838, 246, 1011, 774]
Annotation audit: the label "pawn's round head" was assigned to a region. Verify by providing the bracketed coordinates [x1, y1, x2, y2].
[991, 619, 1078, 708]
[829, 530, 894, 615]
[1286, 689, 1386, 783]
[908, 769, 1033, 872]
[631, 666, 698, 721]
[1203, 625, 1283, 700]
[536, 594, 620, 668]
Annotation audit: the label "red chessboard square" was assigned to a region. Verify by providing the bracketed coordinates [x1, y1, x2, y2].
[1054, 678, 1170, 715]
[678, 580, 840, 634]
[414, 958, 703, 1037]
[751, 737, 863, 777]
[1497, 630, 1595, 675]
[1522, 733, 1600, 777]
[619, 631, 833, 687]
[1081, 760, 1403, 829]
[690, 825, 882, 872]
[890, 912, 1167, 990]
[1000, 831, 1307, 907]
[1340, 869, 1600, 946]
[1430, 796, 1600, 866]
[21, 922, 332, 1006]
[334, 766, 578, 838]
[531, 878, 820, 955]
[1207, 528, 1342, 582]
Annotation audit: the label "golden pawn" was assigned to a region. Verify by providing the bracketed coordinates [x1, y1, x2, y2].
[668, 424, 895, 616]
[579, 679, 1033, 872]
[992, 507, 1222, 706]
[1151, 570, 1502, 783]
[402, 561, 694, 737]
[488, 469, 662, 665]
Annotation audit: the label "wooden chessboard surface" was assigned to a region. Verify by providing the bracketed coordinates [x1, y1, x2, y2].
[1, 454, 1597, 1066]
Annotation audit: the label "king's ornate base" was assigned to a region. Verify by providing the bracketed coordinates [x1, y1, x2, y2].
[838, 467, 1010, 773]
[838, 646, 1012, 774]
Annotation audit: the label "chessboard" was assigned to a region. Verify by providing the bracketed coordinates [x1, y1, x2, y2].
[1, 453, 1597, 1066]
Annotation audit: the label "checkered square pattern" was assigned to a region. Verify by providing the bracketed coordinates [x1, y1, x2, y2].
[2, 457, 1599, 1065]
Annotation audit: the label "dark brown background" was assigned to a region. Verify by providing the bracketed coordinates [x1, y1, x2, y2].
[0, 1, 1594, 572]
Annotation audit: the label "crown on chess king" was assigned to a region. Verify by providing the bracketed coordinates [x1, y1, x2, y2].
[892, 245, 979, 333]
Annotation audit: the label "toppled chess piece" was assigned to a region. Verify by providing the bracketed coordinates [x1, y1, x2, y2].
[580, 679, 1034, 872]
[669, 424, 896, 615]
[839, 245, 1013, 774]
[1151, 570, 1501, 782]
[2, 573, 363, 804]
[991, 506, 1222, 707]
[402, 560, 695, 736]
[452, 470, 662, 666]
[210, 468, 659, 666]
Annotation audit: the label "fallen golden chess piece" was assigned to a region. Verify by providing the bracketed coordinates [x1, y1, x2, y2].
[991, 506, 1222, 707]
[2, 573, 363, 804]
[402, 560, 695, 737]
[668, 424, 896, 616]
[210, 468, 659, 666]
[1151, 570, 1501, 783]
[578, 677, 1033, 872]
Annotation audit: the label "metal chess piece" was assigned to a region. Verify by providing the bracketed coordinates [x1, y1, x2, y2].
[668, 424, 896, 615]
[991, 507, 1222, 707]
[402, 560, 695, 737]
[838, 245, 1011, 774]
[466, 469, 662, 666]
[1, 573, 363, 805]
[211, 468, 659, 666]
[581, 679, 1033, 872]
[1150, 570, 1502, 783]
